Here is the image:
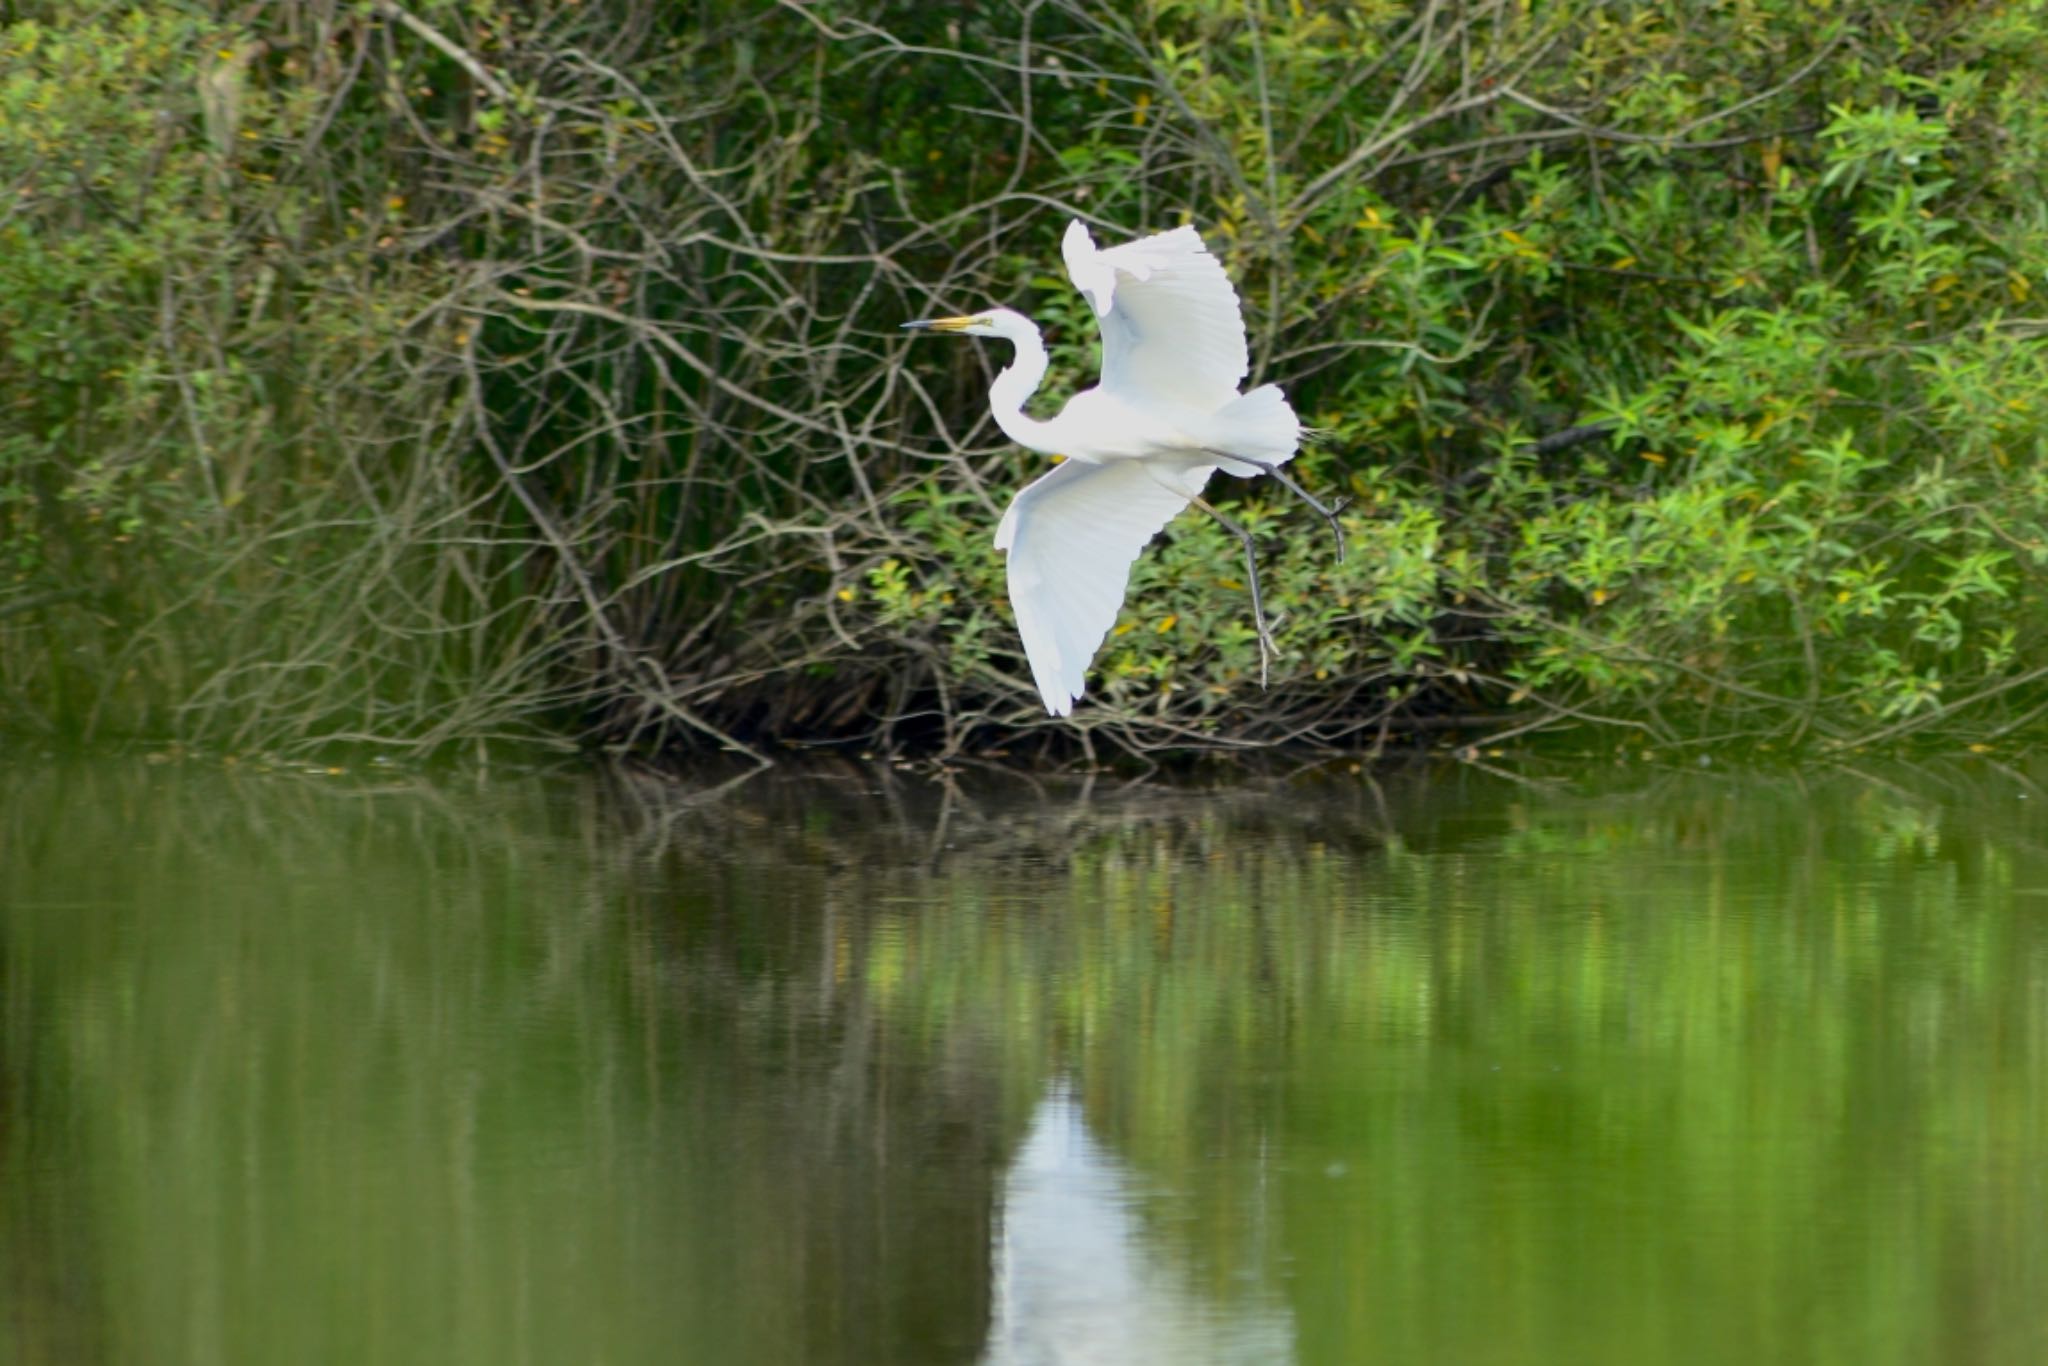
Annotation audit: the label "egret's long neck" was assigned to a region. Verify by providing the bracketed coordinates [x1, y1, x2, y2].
[988, 323, 1059, 455]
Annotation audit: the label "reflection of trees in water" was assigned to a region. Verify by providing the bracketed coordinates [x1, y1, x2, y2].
[605, 754, 1417, 1361]
[612, 752, 2048, 1362]
[0, 760, 1016, 1365]
[6, 755, 2048, 1361]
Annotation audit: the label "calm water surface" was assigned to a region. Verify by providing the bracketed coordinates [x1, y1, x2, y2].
[2, 756, 2045, 1364]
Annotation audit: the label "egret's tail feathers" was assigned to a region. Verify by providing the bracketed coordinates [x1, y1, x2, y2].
[1209, 385, 1301, 470]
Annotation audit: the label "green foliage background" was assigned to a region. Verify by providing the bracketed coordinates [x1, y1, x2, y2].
[7, 0, 2048, 756]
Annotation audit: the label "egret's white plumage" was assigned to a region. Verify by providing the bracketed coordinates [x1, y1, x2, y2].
[905, 218, 1316, 716]
[1062, 220, 1248, 413]
[994, 456, 1216, 716]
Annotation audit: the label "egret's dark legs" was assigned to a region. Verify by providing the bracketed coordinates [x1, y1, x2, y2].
[1190, 494, 1277, 689]
[1207, 452, 1349, 563]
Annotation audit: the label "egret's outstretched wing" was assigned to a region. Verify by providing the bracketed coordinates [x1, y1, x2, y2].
[1062, 220, 1249, 412]
[995, 457, 1215, 715]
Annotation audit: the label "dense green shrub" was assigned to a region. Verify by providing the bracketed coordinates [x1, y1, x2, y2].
[842, 0, 2048, 755]
[6, 0, 2048, 758]
[0, 4, 525, 749]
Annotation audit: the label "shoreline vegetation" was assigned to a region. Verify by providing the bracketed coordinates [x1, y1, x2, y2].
[7, 1, 2048, 764]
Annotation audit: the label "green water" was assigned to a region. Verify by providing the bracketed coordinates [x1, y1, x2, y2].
[2, 757, 2044, 1364]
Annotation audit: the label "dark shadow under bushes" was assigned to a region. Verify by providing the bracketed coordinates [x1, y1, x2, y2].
[7, 0, 2048, 762]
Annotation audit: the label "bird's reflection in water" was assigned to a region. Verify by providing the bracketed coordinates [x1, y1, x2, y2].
[982, 1084, 1295, 1366]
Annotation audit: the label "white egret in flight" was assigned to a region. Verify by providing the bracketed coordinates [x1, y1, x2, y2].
[904, 219, 1343, 717]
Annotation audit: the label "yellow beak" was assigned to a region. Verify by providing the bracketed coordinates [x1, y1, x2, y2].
[901, 316, 979, 333]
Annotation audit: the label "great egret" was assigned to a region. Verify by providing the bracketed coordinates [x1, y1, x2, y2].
[904, 218, 1343, 717]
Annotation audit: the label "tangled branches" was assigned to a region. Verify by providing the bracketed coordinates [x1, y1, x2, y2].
[8, 1, 2048, 763]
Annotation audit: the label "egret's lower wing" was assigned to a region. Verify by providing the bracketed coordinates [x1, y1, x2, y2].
[995, 459, 1215, 715]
